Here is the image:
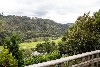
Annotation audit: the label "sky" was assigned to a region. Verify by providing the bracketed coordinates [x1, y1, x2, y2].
[0, 0, 100, 24]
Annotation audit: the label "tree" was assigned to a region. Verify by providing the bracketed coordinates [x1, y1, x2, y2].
[0, 15, 67, 42]
[58, 10, 100, 56]
[35, 41, 57, 54]
[4, 33, 24, 67]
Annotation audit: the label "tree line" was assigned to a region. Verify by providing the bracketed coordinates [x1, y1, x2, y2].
[0, 15, 68, 45]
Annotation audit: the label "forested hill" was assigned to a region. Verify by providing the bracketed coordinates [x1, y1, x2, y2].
[0, 14, 68, 42]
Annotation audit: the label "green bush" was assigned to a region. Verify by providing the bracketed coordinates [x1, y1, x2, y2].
[0, 49, 18, 67]
[24, 50, 61, 66]
[35, 41, 57, 54]
[4, 33, 24, 67]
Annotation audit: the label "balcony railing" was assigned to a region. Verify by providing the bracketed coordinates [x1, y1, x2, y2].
[26, 50, 100, 67]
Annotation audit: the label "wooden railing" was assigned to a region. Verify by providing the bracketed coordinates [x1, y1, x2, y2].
[26, 50, 100, 67]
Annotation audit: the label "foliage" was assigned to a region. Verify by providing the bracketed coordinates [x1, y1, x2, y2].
[24, 50, 61, 66]
[0, 31, 10, 46]
[0, 49, 18, 67]
[22, 49, 33, 59]
[0, 46, 3, 50]
[58, 10, 100, 56]
[4, 33, 24, 67]
[0, 15, 67, 43]
[34, 41, 57, 53]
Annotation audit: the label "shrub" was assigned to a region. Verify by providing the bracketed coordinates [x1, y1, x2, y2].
[4, 33, 24, 67]
[24, 50, 61, 66]
[0, 49, 18, 67]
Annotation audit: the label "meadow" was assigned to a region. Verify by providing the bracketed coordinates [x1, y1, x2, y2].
[0, 38, 62, 50]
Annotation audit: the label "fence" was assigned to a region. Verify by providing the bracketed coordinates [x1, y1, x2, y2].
[26, 50, 100, 67]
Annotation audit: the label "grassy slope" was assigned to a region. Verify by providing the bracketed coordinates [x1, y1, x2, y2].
[0, 38, 62, 50]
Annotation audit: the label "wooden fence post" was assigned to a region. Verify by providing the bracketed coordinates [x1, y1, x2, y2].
[96, 53, 99, 67]
[91, 54, 94, 67]
[60, 62, 64, 67]
[68, 60, 72, 67]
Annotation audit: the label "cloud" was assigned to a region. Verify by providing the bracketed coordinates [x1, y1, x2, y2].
[34, 10, 48, 17]
[0, 0, 100, 24]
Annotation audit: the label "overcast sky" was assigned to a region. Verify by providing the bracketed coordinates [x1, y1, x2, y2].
[0, 0, 100, 24]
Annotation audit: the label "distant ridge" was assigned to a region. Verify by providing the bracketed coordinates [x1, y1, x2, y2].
[67, 23, 73, 26]
[0, 15, 68, 42]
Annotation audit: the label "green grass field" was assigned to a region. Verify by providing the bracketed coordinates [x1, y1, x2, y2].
[19, 38, 62, 49]
[51, 38, 62, 44]
[0, 38, 62, 50]
[19, 41, 45, 49]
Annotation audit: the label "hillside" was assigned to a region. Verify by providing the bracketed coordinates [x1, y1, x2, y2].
[0, 14, 68, 43]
